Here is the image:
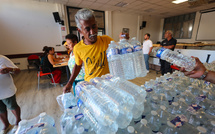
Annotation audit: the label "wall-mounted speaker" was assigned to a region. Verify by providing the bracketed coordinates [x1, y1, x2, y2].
[53, 12, 61, 22]
[142, 21, 147, 28]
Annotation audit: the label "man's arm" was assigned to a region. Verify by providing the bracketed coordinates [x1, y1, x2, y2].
[163, 45, 175, 49]
[63, 64, 82, 94]
[148, 47, 153, 55]
[0, 67, 20, 74]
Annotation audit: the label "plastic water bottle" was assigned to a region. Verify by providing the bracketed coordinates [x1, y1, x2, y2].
[38, 112, 55, 127]
[197, 126, 207, 134]
[118, 39, 136, 80]
[206, 104, 215, 116]
[157, 105, 172, 125]
[159, 93, 169, 108]
[90, 77, 134, 128]
[134, 119, 152, 134]
[37, 123, 57, 134]
[106, 41, 125, 79]
[62, 92, 76, 109]
[60, 109, 76, 133]
[177, 98, 188, 114]
[142, 100, 151, 117]
[184, 90, 195, 105]
[75, 81, 119, 126]
[155, 47, 196, 71]
[82, 106, 118, 134]
[102, 74, 146, 119]
[162, 121, 178, 134]
[150, 96, 160, 110]
[204, 120, 215, 134]
[207, 88, 215, 101]
[168, 102, 179, 115]
[15, 120, 30, 134]
[146, 111, 161, 133]
[130, 37, 147, 77]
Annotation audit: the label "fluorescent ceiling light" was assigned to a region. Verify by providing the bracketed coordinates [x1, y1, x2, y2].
[172, 0, 188, 4]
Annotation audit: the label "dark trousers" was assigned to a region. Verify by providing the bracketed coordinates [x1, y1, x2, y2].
[160, 59, 172, 75]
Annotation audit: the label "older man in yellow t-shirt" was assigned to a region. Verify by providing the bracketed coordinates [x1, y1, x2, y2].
[63, 8, 113, 94]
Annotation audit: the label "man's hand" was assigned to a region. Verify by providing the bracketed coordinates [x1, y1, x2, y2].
[63, 83, 73, 94]
[0, 67, 10, 74]
[179, 57, 206, 78]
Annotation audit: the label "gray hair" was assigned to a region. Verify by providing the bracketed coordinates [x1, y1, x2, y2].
[166, 30, 173, 36]
[75, 8, 95, 30]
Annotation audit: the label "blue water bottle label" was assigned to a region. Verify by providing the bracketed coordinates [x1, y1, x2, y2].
[166, 78, 173, 82]
[77, 99, 83, 108]
[120, 47, 133, 54]
[170, 116, 184, 128]
[196, 95, 206, 102]
[76, 86, 82, 97]
[156, 47, 166, 58]
[146, 88, 153, 92]
[204, 81, 211, 86]
[134, 45, 142, 52]
[107, 49, 119, 58]
[75, 113, 84, 120]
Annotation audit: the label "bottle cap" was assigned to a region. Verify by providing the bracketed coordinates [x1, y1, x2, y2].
[152, 96, 158, 100]
[132, 37, 136, 40]
[141, 119, 147, 125]
[167, 72, 170, 75]
[186, 90, 191, 93]
[160, 105, 166, 110]
[179, 98, 185, 102]
[202, 90, 208, 93]
[127, 126, 134, 133]
[39, 112, 47, 117]
[77, 127, 85, 133]
[160, 93, 165, 96]
[110, 41, 115, 44]
[197, 126, 207, 133]
[167, 121, 174, 127]
[211, 121, 215, 126]
[151, 111, 157, 115]
[172, 102, 179, 106]
[141, 85, 145, 88]
[19, 120, 27, 126]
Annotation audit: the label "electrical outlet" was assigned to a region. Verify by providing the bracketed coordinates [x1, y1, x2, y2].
[14, 63, 20, 65]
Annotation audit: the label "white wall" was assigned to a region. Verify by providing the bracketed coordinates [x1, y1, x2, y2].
[111, 11, 139, 42]
[0, 0, 66, 55]
[158, 12, 215, 43]
[140, 15, 162, 43]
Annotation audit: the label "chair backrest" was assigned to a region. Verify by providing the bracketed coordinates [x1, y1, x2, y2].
[28, 55, 39, 60]
[33, 61, 41, 71]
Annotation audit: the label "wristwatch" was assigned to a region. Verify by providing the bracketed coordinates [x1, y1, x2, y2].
[199, 69, 209, 80]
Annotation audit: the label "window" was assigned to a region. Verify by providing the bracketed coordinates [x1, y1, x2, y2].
[66, 6, 105, 41]
[163, 12, 196, 39]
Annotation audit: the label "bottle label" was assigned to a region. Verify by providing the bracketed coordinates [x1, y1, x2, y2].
[146, 88, 153, 92]
[204, 81, 211, 86]
[134, 45, 142, 52]
[196, 95, 206, 102]
[75, 113, 84, 120]
[77, 99, 83, 108]
[156, 47, 166, 58]
[91, 78, 102, 86]
[187, 104, 202, 114]
[76, 86, 82, 97]
[104, 75, 113, 80]
[166, 78, 173, 82]
[107, 49, 119, 58]
[120, 47, 133, 54]
[170, 115, 187, 128]
[20, 123, 45, 134]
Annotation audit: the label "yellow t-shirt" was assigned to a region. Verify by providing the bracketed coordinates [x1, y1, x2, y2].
[73, 35, 113, 82]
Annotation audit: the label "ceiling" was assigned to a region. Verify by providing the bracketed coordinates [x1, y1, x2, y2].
[37, 0, 215, 17]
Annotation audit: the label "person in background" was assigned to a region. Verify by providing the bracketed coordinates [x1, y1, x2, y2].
[0, 55, 21, 134]
[160, 30, 177, 75]
[42, 46, 62, 84]
[63, 8, 113, 94]
[66, 34, 85, 96]
[179, 57, 215, 84]
[142, 33, 153, 71]
[119, 32, 130, 41]
[62, 41, 71, 55]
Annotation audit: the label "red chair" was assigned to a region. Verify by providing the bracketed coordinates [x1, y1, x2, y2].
[34, 62, 56, 89]
[27, 55, 40, 73]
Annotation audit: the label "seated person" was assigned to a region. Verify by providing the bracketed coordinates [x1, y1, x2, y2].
[66, 34, 85, 96]
[42, 46, 62, 84]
